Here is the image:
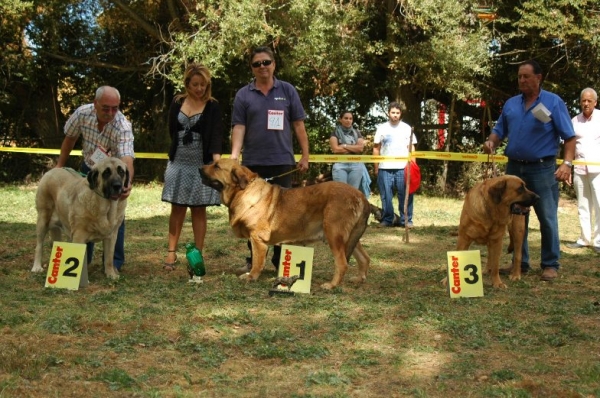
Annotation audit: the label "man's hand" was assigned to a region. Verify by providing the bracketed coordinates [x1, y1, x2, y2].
[555, 163, 572, 186]
[297, 157, 309, 172]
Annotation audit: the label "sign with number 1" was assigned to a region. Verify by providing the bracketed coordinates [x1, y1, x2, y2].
[277, 244, 314, 294]
[446, 250, 484, 298]
[45, 242, 86, 290]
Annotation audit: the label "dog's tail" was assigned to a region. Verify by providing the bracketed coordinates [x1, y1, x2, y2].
[369, 204, 383, 222]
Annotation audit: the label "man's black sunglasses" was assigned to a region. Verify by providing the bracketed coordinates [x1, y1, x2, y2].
[251, 60, 273, 68]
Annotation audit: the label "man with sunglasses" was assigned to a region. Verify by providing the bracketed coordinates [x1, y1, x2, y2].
[56, 86, 135, 273]
[231, 46, 310, 275]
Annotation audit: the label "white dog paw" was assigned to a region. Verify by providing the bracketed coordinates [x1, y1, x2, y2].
[31, 265, 44, 273]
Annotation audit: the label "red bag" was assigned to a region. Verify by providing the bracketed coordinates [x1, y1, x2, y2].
[404, 160, 421, 194]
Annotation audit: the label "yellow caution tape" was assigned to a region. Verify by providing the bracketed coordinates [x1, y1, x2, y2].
[2, 146, 598, 166]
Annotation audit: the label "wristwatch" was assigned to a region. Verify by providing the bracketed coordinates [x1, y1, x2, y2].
[563, 160, 572, 167]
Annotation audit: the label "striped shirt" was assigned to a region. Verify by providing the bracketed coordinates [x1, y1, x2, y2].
[64, 103, 135, 166]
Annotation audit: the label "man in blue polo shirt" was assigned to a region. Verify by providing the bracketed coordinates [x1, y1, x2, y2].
[230, 46, 310, 275]
[483, 59, 575, 281]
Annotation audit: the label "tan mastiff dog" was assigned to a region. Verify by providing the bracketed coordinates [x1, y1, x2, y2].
[31, 157, 129, 280]
[449, 175, 539, 288]
[200, 159, 371, 290]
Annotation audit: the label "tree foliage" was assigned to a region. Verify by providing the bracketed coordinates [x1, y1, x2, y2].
[0, 0, 599, 183]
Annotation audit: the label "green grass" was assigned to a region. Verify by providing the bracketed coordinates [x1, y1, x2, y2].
[0, 182, 599, 397]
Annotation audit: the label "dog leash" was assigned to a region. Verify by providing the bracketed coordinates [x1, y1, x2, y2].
[264, 168, 299, 182]
[484, 154, 499, 180]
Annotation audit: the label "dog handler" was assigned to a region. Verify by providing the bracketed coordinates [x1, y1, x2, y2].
[483, 60, 575, 281]
[56, 86, 135, 272]
[230, 46, 310, 274]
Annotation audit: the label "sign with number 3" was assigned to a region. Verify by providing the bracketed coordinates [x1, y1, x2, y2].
[446, 250, 484, 298]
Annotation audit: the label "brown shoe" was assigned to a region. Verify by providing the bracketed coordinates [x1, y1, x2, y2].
[540, 267, 558, 281]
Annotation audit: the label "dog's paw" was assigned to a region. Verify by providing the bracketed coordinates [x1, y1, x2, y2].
[348, 276, 366, 284]
[31, 264, 45, 273]
[105, 268, 120, 280]
[238, 272, 258, 282]
[320, 282, 337, 290]
[508, 274, 522, 282]
[491, 280, 508, 289]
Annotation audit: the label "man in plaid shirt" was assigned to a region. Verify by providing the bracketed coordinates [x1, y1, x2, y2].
[56, 86, 135, 272]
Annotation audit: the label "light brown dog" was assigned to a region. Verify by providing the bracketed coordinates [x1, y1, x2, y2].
[451, 175, 539, 288]
[31, 157, 129, 280]
[200, 159, 371, 289]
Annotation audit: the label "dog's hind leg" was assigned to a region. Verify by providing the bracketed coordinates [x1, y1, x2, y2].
[32, 206, 53, 273]
[322, 238, 349, 290]
[349, 242, 369, 284]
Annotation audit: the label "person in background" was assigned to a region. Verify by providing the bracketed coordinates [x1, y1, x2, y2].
[329, 111, 369, 195]
[567, 87, 600, 253]
[56, 86, 135, 272]
[483, 59, 575, 281]
[161, 63, 223, 270]
[373, 101, 417, 228]
[230, 46, 310, 274]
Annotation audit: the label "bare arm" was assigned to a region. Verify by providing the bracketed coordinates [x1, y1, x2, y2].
[330, 136, 365, 154]
[119, 155, 135, 199]
[56, 136, 78, 168]
[230, 125, 245, 161]
[482, 133, 501, 154]
[372, 143, 381, 174]
[293, 120, 310, 172]
[556, 137, 576, 185]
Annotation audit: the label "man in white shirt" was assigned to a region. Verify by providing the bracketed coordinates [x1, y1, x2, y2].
[373, 101, 417, 228]
[567, 87, 600, 252]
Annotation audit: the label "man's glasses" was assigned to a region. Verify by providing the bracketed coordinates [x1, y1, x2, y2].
[251, 60, 273, 68]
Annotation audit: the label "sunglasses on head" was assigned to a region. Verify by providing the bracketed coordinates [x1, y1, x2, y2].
[251, 59, 273, 68]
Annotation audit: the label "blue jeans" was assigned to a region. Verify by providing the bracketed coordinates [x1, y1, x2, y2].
[81, 162, 126, 271]
[506, 159, 560, 270]
[377, 168, 413, 226]
[332, 162, 363, 190]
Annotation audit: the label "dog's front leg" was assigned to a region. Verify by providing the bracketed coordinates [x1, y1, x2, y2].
[508, 215, 525, 282]
[487, 238, 506, 289]
[102, 232, 120, 280]
[240, 237, 268, 282]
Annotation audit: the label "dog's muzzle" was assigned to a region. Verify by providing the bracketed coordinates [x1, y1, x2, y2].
[199, 168, 224, 192]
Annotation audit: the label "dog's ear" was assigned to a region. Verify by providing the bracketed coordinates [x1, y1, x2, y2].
[232, 167, 249, 190]
[124, 167, 130, 188]
[87, 169, 99, 190]
[489, 179, 507, 204]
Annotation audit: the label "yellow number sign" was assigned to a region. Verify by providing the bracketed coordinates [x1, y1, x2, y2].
[446, 250, 484, 298]
[277, 244, 314, 294]
[45, 242, 87, 290]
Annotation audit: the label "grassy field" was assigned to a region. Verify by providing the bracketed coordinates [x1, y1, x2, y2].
[1, 181, 599, 397]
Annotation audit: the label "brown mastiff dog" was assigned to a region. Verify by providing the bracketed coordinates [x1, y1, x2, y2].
[453, 175, 539, 288]
[31, 157, 130, 280]
[200, 159, 371, 289]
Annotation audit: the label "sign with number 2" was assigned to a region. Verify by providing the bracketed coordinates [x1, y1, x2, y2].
[45, 242, 86, 290]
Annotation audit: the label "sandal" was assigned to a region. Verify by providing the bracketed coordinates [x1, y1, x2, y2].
[163, 250, 178, 271]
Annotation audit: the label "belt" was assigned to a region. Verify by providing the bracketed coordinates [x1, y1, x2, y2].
[510, 156, 555, 164]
